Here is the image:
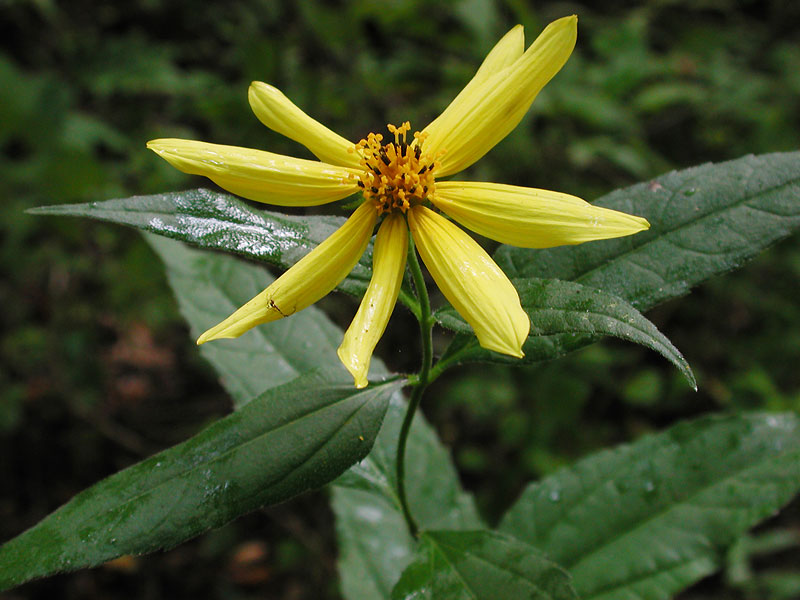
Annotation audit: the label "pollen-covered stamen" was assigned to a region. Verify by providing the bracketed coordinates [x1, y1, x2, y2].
[351, 121, 438, 215]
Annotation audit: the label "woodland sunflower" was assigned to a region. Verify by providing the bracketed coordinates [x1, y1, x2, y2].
[147, 16, 649, 388]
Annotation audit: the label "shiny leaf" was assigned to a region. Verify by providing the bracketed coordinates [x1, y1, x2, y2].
[29, 188, 419, 306]
[499, 412, 800, 600]
[443, 151, 800, 369]
[435, 278, 695, 389]
[143, 234, 480, 600]
[0, 370, 401, 592]
[391, 530, 578, 600]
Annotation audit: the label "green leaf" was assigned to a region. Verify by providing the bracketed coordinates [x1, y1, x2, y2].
[143, 233, 481, 600]
[29, 188, 407, 305]
[146, 234, 349, 408]
[0, 370, 402, 592]
[332, 395, 483, 600]
[499, 412, 800, 600]
[435, 278, 695, 389]
[391, 530, 578, 600]
[495, 152, 800, 312]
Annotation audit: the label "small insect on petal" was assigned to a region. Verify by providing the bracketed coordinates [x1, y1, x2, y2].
[198, 202, 377, 344]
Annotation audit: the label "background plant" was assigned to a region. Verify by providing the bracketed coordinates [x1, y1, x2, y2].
[1, 1, 799, 599]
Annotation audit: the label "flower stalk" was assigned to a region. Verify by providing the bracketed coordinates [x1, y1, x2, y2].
[396, 233, 434, 538]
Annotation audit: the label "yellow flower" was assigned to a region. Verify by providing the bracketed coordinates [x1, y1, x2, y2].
[147, 16, 650, 389]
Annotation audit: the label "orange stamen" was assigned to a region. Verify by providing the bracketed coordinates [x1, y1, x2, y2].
[353, 122, 438, 215]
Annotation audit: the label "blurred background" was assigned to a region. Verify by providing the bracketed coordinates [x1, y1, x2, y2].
[1, 0, 799, 598]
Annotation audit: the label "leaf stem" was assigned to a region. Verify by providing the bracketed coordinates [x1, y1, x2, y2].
[396, 232, 433, 538]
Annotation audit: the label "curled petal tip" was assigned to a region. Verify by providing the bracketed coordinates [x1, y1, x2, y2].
[475, 327, 528, 359]
[629, 215, 651, 233]
[196, 329, 217, 345]
[247, 80, 271, 97]
[197, 322, 241, 345]
[557, 14, 578, 27]
[337, 348, 368, 389]
[549, 15, 578, 40]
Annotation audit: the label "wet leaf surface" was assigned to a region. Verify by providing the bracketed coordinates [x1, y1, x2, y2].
[500, 412, 800, 600]
[0, 370, 402, 592]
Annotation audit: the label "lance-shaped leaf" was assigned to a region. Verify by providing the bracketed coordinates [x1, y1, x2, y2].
[499, 412, 800, 600]
[495, 151, 800, 310]
[0, 369, 402, 592]
[145, 234, 481, 600]
[434, 277, 695, 388]
[29, 188, 417, 310]
[391, 530, 578, 600]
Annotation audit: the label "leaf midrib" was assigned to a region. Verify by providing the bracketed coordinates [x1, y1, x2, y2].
[30, 386, 377, 536]
[579, 548, 716, 600]
[427, 533, 561, 599]
[561, 444, 800, 583]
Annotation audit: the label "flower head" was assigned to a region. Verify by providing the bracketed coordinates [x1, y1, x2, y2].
[148, 16, 649, 388]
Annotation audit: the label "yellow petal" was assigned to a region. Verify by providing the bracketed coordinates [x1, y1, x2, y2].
[248, 82, 361, 169]
[407, 206, 529, 357]
[338, 214, 408, 388]
[423, 16, 577, 177]
[422, 25, 523, 147]
[433, 181, 650, 248]
[147, 138, 360, 206]
[198, 201, 377, 343]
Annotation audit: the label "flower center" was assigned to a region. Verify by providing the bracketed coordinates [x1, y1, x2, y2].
[353, 122, 438, 215]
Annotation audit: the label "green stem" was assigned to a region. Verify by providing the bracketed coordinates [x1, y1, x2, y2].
[396, 233, 433, 539]
[428, 341, 476, 383]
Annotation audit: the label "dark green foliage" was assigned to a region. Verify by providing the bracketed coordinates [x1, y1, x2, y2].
[496, 152, 800, 312]
[3, 1, 800, 599]
[500, 413, 800, 600]
[333, 394, 483, 600]
[148, 232, 483, 600]
[435, 277, 695, 388]
[0, 369, 401, 591]
[29, 190, 421, 313]
[392, 530, 578, 600]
